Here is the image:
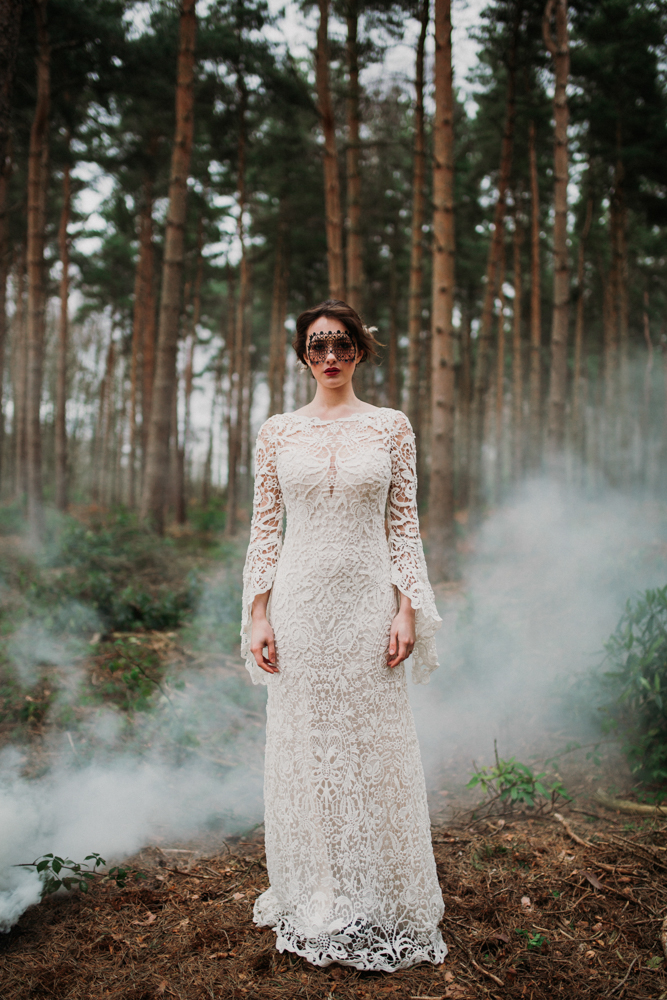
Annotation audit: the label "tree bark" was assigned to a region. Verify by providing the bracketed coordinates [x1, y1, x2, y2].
[177, 223, 203, 524]
[316, 0, 345, 300]
[428, 0, 456, 581]
[129, 175, 154, 507]
[268, 207, 288, 417]
[0, 141, 11, 493]
[511, 201, 524, 481]
[26, 0, 50, 539]
[55, 146, 70, 511]
[386, 247, 399, 409]
[407, 0, 428, 440]
[494, 246, 506, 501]
[225, 73, 249, 537]
[12, 248, 27, 498]
[641, 289, 652, 484]
[543, 0, 570, 461]
[527, 119, 542, 468]
[469, 15, 517, 513]
[345, 0, 362, 314]
[0, 0, 23, 168]
[571, 194, 592, 452]
[141, 0, 196, 532]
[457, 297, 472, 507]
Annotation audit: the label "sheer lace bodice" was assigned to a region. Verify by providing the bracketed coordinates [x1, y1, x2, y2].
[240, 407, 446, 971]
[241, 408, 441, 686]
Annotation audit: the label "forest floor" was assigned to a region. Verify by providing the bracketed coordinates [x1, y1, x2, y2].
[1, 807, 667, 1000]
[1, 510, 666, 998]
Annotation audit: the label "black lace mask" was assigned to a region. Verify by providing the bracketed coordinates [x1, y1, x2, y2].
[307, 330, 357, 365]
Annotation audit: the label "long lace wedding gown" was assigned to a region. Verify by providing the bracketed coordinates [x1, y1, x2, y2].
[241, 407, 446, 971]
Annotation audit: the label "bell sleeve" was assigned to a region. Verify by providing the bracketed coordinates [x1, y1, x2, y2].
[241, 418, 284, 686]
[388, 411, 442, 684]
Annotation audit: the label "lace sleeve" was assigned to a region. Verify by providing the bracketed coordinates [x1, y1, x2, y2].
[388, 411, 442, 684]
[241, 418, 284, 686]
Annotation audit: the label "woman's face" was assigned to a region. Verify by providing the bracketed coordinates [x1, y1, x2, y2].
[304, 317, 361, 388]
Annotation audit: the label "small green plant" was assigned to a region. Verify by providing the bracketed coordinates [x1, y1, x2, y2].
[598, 586, 667, 785]
[16, 852, 144, 896]
[516, 929, 549, 951]
[467, 741, 571, 814]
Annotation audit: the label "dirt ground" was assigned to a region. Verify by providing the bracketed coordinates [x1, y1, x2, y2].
[2, 806, 666, 1000]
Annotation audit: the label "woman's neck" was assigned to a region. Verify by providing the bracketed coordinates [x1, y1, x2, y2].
[300, 382, 372, 418]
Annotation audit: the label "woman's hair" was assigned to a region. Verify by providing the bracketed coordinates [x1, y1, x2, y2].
[293, 299, 381, 366]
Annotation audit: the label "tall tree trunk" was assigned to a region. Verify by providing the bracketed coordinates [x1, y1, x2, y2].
[141, 0, 196, 532]
[469, 14, 518, 513]
[641, 289, 652, 485]
[571, 194, 592, 454]
[129, 176, 154, 507]
[268, 207, 288, 417]
[614, 139, 630, 479]
[494, 247, 507, 501]
[0, 0, 22, 168]
[543, 0, 570, 461]
[386, 248, 399, 409]
[511, 202, 524, 482]
[407, 0, 428, 440]
[176, 216, 203, 523]
[527, 119, 542, 469]
[428, 0, 456, 581]
[92, 338, 113, 503]
[25, 0, 50, 539]
[54, 146, 70, 510]
[238, 268, 254, 508]
[0, 141, 11, 493]
[457, 297, 472, 507]
[12, 249, 27, 498]
[345, 0, 362, 313]
[316, 0, 344, 300]
[225, 74, 249, 537]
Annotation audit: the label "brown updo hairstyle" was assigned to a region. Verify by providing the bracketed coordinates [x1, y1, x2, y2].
[293, 299, 381, 367]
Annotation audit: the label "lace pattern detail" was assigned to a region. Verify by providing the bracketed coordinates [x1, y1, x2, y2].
[241, 409, 441, 686]
[240, 408, 445, 971]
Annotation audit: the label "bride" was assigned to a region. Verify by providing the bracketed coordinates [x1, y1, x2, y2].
[241, 299, 447, 971]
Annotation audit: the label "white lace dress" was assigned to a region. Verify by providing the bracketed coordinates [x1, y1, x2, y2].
[241, 407, 446, 971]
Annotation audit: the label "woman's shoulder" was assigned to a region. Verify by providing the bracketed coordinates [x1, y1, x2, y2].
[379, 407, 413, 435]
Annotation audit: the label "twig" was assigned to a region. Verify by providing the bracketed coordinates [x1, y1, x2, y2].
[595, 788, 667, 817]
[554, 812, 593, 848]
[608, 956, 637, 996]
[443, 920, 504, 987]
[661, 913, 667, 962]
[471, 959, 504, 987]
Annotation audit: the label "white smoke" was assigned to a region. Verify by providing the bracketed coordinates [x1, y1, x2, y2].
[1, 478, 666, 931]
[410, 478, 667, 792]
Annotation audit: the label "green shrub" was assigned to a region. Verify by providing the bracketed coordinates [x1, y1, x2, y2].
[36, 518, 200, 634]
[599, 586, 667, 785]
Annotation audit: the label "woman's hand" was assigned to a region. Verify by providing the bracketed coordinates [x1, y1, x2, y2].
[387, 596, 416, 669]
[250, 615, 278, 674]
[250, 591, 278, 674]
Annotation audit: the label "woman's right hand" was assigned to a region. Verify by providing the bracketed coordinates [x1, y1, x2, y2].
[250, 615, 279, 674]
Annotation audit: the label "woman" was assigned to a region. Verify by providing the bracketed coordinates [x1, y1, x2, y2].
[241, 299, 446, 971]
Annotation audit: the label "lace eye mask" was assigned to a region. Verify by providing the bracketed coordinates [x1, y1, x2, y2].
[307, 330, 357, 365]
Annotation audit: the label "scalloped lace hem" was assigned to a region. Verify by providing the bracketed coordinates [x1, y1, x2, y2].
[253, 898, 447, 971]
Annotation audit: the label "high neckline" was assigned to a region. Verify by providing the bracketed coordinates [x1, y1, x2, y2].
[287, 408, 388, 425]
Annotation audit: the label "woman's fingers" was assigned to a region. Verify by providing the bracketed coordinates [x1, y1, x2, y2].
[267, 638, 277, 665]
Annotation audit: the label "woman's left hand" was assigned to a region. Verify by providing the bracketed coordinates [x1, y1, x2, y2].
[387, 600, 416, 668]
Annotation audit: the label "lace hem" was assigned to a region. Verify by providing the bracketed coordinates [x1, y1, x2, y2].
[254, 895, 448, 972]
